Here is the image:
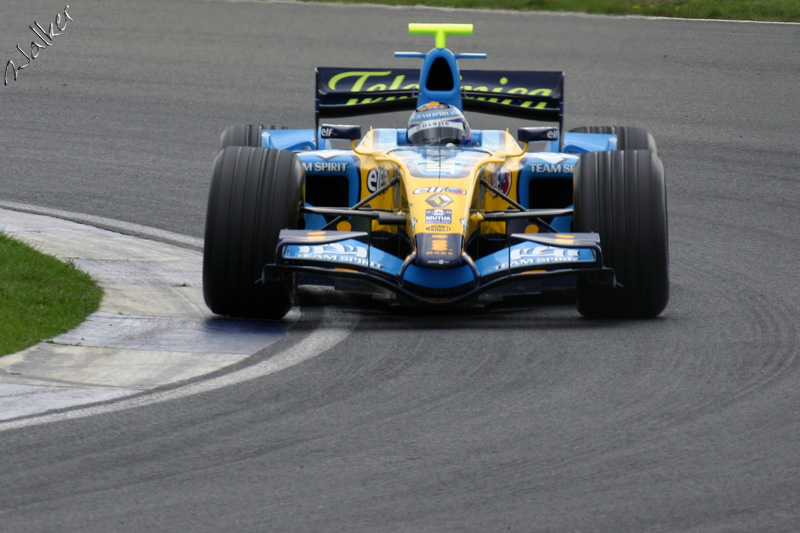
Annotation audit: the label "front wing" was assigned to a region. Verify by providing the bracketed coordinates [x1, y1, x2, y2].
[264, 230, 614, 305]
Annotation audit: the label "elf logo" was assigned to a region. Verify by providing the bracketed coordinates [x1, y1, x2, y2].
[413, 186, 467, 195]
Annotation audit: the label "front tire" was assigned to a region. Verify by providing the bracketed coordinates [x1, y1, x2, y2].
[573, 150, 669, 318]
[569, 125, 657, 155]
[219, 124, 263, 150]
[203, 146, 304, 319]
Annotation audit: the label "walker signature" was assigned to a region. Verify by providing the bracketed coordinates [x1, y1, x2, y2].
[4, 5, 73, 86]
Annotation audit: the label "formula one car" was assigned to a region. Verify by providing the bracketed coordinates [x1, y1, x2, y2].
[203, 23, 668, 319]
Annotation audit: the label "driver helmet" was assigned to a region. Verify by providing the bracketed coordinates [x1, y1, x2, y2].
[407, 102, 470, 145]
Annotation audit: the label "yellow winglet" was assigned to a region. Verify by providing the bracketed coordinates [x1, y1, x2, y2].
[408, 23, 473, 49]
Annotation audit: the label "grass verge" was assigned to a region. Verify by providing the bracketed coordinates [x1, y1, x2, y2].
[294, 0, 800, 22]
[0, 233, 102, 356]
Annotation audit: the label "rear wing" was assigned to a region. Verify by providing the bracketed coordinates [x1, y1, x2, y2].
[315, 67, 564, 127]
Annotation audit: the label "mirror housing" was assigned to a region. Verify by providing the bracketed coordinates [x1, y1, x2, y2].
[517, 126, 559, 143]
[320, 124, 362, 140]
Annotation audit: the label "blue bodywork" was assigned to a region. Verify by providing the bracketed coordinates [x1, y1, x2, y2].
[263, 128, 614, 237]
[259, 24, 622, 304]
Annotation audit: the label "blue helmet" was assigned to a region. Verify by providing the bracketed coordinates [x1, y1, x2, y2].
[408, 102, 470, 145]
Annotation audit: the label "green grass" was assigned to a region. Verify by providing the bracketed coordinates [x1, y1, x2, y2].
[0, 233, 102, 356]
[295, 0, 800, 22]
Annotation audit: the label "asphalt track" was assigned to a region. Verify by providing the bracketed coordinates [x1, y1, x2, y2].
[1, 0, 799, 530]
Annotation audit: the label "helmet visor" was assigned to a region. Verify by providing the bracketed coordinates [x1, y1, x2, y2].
[408, 120, 468, 145]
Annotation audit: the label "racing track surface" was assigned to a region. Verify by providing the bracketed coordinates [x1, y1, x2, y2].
[1, 1, 799, 530]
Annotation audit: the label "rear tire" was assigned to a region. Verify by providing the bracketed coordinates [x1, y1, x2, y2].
[573, 150, 669, 318]
[219, 124, 263, 150]
[569, 126, 657, 155]
[203, 146, 304, 319]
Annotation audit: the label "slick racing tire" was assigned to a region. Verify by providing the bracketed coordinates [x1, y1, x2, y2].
[569, 126, 657, 155]
[203, 146, 304, 319]
[573, 150, 669, 318]
[219, 124, 263, 150]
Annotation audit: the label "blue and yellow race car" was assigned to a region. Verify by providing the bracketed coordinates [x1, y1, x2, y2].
[203, 23, 668, 319]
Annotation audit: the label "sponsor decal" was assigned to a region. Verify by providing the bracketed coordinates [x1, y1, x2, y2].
[297, 243, 367, 263]
[425, 224, 451, 232]
[425, 209, 452, 225]
[415, 232, 462, 268]
[490, 166, 512, 196]
[530, 163, 575, 174]
[429, 235, 453, 254]
[303, 161, 348, 173]
[289, 242, 391, 271]
[328, 70, 416, 105]
[512, 246, 580, 261]
[425, 193, 453, 208]
[411, 102, 456, 118]
[491, 245, 586, 271]
[319, 125, 361, 140]
[323, 69, 554, 109]
[409, 119, 455, 132]
[527, 154, 577, 175]
[366, 167, 387, 193]
[413, 186, 467, 195]
[284, 239, 405, 275]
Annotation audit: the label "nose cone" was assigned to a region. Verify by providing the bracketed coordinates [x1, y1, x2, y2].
[414, 233, 463, 268]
